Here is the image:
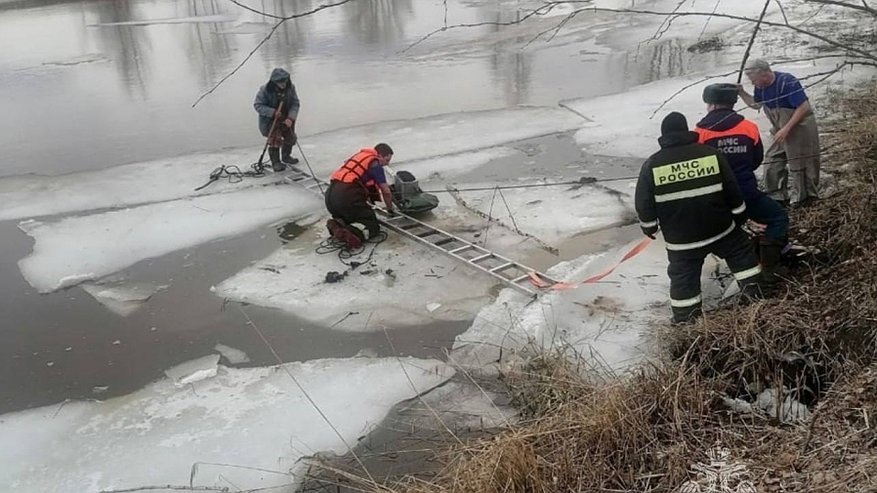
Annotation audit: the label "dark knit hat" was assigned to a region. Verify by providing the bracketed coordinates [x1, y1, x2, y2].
[660, 111, 689, 136]
[703, 83, 739, 105]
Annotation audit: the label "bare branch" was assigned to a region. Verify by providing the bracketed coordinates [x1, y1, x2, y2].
[192, 0, 358, 107]
[738, 0, 772, 84]
[805, 0, 877, 15]
[225, 0, 285, 20]
[698, 0, 722, 40]
[402, 3, 561, 53]
[545, 3, 877, 62]
[649, 69, 739, 119]
[772, 0, 790, 24]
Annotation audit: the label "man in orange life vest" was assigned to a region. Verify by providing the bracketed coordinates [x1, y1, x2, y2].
[325, 144, 396, 245]
[694, 83, 790, 287]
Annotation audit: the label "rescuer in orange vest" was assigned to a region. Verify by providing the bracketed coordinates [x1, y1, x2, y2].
[325, 143, 396, 245]
[694, 83, 790, 288]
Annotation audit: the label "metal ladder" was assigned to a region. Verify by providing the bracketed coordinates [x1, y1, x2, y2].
[283, 167, 558, 296]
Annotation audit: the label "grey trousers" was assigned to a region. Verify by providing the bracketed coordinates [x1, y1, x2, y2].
[763, 108, 820, 204]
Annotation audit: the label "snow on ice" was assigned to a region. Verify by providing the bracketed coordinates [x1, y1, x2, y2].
[450, 237, 724, 373]
[0, 357, 453, 493]
[214, 232, 496, 331]
[0, 107, 582, 222]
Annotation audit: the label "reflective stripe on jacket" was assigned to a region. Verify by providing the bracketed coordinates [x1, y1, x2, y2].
[634, 130, 747, 250]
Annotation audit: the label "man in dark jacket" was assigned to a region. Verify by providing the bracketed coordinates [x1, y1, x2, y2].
[695, 83, 790, 286]
[254, 67, 300, 171]
[635, 112, 762, 324]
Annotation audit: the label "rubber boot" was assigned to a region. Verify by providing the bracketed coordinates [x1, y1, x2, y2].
[281, 144, 299, 166]
[737, 275, 764, 303]
[760, 238, 788, 294]
[326, 218, 362, 250]
[268, 147, 285, 172]
[671, 303, 703, 325]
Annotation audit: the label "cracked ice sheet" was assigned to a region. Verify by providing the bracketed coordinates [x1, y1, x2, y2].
[18, 187, 321, 293]
[450, 238, 723, 373]
[443, 180, 635, 245]
[214, 233, 496, 331]
[0, 106, 582, 222]
[0, 357, 453, 493]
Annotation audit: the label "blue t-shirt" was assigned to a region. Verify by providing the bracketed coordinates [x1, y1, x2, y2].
[754, 71, 808, 110]
[361, 160, 387, 185]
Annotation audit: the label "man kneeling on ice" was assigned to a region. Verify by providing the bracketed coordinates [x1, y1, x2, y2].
[325, 143, 396, 249]
[635, 112, 763, 324]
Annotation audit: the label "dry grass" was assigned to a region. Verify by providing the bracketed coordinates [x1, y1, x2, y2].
[345, 82, 877, 493]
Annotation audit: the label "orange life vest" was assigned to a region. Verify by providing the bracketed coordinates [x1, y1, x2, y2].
[331, 148, 379, 184]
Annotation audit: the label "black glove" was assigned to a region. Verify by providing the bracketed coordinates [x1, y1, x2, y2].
[641, 225, 658, 240]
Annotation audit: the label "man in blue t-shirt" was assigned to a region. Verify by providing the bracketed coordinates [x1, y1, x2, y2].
[738, 59, 821, 207]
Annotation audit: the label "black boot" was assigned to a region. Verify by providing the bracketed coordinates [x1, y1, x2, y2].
[281, 144, 299, 166]
[760, 238, 788, 293]
[268, 147, 285, 172]
[738, 275, 764, 302]
[671, 303, 703, 325]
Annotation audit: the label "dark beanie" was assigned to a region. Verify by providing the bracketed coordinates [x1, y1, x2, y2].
[661, 112, 688, 136]
[703, 83, 739, 105]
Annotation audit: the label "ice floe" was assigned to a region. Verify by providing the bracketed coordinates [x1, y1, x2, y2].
[450, 237, 721, 373]
[80, 280, 167, 317]
[0, 107, 584, 222]
[0, 357, 453, 493]
[18, 187, 320, 292]
[214, 232, 496, 331]
[213, 344, 251, 365]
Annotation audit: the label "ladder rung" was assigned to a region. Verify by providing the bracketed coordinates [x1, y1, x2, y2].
[512, 274, 530, 283]
[470, 253, 493, 263]
[490, 262, 513, 273]
[449, 245, 472, 254]
[383, 215, 405, 222]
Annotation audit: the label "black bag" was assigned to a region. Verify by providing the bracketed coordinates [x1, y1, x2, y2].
[391, 170, 439, 215]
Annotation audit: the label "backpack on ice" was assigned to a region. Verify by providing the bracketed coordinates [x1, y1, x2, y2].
[391, 170, 438, 215]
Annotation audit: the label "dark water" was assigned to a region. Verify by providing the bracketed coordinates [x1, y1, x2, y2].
[0, 0, 720, 177]
[0, 218, 468, 414]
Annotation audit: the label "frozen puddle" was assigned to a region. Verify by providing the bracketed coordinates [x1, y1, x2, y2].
[0, 357, 453, 493]
[17, 188, 321, 293]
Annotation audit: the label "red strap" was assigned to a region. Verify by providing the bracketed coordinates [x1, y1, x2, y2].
[528, 238, 653, 292]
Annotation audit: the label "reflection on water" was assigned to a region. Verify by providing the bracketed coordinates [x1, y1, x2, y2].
[0, 0, 720, 178]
